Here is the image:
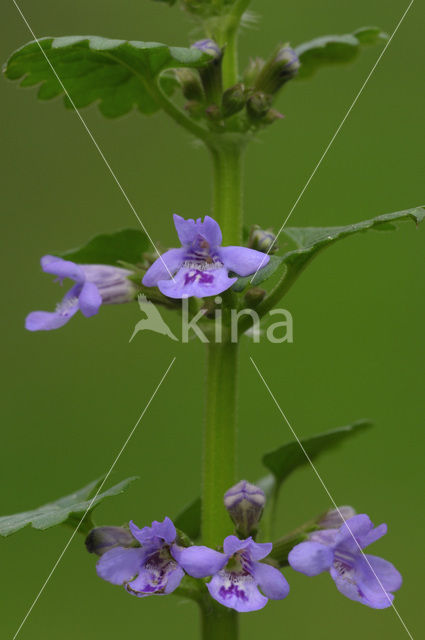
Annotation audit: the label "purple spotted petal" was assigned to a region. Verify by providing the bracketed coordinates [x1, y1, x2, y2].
[207, 570, 268, 612]
[173, 214, 222, 248]
[142, 248, 185, 287]
[330, 555, 395, 609]
[219, 246, 270, 276]
[288, 541, 334, 576]
[96, 547, 144, 585]
[41, 255, 85, 283]
[172, 545, 227, 578]
[158, 266, 236, 299]
[253, 562, 290, 600]
[163, 565, 185, 594]
[126, 549, 181, 597]
[78, 281, 102, 317]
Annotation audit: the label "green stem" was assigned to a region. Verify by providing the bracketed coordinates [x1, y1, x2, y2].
[146, 78, 210, 141]
[202, 340, 238, 548]
[209, 141, 244, 245]
[219, 0, 252, 88]
[200, 602, 239, 640]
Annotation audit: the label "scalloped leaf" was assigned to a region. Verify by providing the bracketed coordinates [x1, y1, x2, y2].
[4, 36, 211, 117]
[233, 207, 425, 293]
[0, 476, 138, 537]
[263, 420, 372, 486]
[57, 228, 150, 266]
[295, 27, 388, 79]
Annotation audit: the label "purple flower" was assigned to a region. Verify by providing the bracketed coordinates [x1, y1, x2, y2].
[96, 517, 185, 597]
[288, 514, 402, 609]
[26, 256, 136, 331]
[143, 215, 269, 299]
[174, 535, 289, 612]
[224, 480, 266, 537]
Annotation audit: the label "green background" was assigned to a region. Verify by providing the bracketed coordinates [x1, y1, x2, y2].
[1, 0, 423, 638]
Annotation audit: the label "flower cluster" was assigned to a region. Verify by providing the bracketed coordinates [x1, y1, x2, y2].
[95, 516, 289, 612]
[91, 483, 401, 613]
[26, 215, 269, 330]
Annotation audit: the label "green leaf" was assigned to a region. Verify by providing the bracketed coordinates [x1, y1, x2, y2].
[0, 476, 138, 537]
[57, 228, 150, 266]
[263, 420, 372, 486]
[4, 36, 211, 117]
[234, 207, 424, 297]
[295, 27, 388, 79]
[174, 498, 201, 540]
[232, 255, 285, 292]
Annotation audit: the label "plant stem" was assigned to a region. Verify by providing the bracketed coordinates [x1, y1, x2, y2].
[209, 141, 244, 245]
[219, 0, 252, 88]
[202, 340, 238, 548]
[200, 601, 239, 640]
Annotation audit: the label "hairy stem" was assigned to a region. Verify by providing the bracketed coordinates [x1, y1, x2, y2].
[219, 0, 252, 88]
[200, 601, 239, 640]
[209, 141, 245, 245]
[202, 340, 238, 548]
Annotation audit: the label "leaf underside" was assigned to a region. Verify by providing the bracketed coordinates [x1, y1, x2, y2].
[175, 420, 372, 540]
[295, 27, 388, 79]
[233, 207, 425, 292]
[0, 476, 138, 537]
[4, 36, 210, 117]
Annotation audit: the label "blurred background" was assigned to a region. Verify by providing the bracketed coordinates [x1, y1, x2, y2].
[1, 0, 423, 638]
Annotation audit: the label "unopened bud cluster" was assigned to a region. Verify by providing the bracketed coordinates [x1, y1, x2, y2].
[175, 39, 300, 130]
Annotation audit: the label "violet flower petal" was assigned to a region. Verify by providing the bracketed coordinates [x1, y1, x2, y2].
[172, 545, 228, 578]
[219, 246, 270, 276]
[78, 281, 102, 317]
[253, 562, 290, 600]
[25, 309, 77, 331]
[96, 547, 144, 585]
[334, 514, 375, 552]
[173, 214, 222, 248]
[41, 255, 85, 283]
[288, 541, 334, 576]
[142, 248, 185, 287]
[362, 554, 402, 593]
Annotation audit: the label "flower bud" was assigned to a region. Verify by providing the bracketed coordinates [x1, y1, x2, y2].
[192, 39, 223, 105]
[224, 480, 266, 537]
[244, 287, 266, 307]
[317, 506, 357, 529]
[262, 108, 285, 126]
[246, 92, 273, 121]
[254, 44, 300, 95]
[248, 225, 278, 253]
[221, 83, 247, 118]
[205, 104, 222, 122]
[175, 68, 204, 101]
[85, 526, 135, 556]
[243, 57, 265, 87]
